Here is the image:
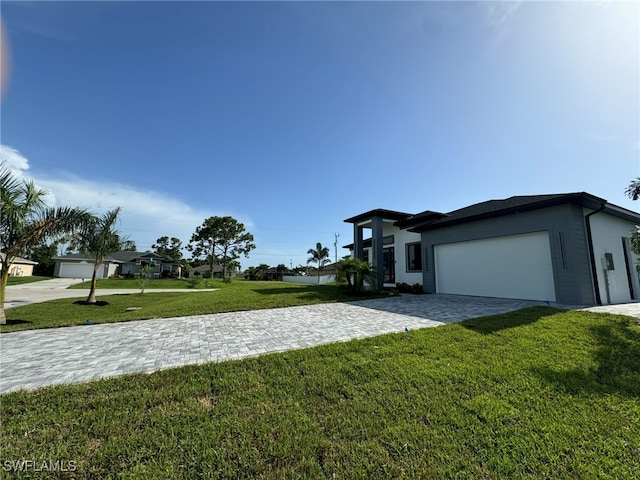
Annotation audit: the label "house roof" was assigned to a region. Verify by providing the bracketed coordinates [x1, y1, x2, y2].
[406, 192, 640, 232]
[344, 209, 413, 224]
[342, 238, 373, 250]
[0, 253, 38, 265]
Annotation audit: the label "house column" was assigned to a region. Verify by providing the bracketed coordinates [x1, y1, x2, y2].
[353, 224, 364, 260]
[372, 216, 384, 288]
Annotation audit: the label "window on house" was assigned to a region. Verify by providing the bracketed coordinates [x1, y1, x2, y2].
[406, 242, 422, 272]
[383, 235, 394, 245]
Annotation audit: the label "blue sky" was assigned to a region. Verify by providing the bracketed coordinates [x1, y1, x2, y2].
[1, 1, 638, 268]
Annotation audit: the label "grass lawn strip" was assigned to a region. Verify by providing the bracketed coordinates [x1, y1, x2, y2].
[1, 281, 385, 333]
[6, 276, 53, 286]
[1, 308, 639, 479]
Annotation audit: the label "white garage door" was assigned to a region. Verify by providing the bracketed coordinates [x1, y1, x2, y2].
[434, 231, 556, 301]
[58, 262, 97, 279]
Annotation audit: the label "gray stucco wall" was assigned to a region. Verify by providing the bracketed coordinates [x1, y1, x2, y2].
[420, 203, 596, 305]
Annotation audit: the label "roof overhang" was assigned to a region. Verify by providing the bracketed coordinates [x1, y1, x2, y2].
[344, 209, 413, 225]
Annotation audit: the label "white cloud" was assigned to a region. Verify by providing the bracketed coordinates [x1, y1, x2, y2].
[0, 144, 253, 252]
[0, 144, 30, 173]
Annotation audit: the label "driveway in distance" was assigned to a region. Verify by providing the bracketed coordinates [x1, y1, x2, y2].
[3, 278, 216, 309]
[2, 294, 553, 394]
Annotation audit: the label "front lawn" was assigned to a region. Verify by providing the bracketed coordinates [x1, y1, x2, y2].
[1, 281, 383, 333]
[6, 276, 53, 286]
[1, 308, 638, 478]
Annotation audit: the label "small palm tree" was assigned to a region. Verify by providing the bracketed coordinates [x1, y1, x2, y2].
[0, 165, 89, 324]
[337, 258, 377, 294]
[73, 208, 125, 304]
[307, 242, 331, 285]
[626, 178, 640, 201]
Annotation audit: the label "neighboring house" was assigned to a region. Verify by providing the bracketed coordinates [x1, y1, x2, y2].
[52, 252, 181, 279]
[186, 264, 239, 278]
[344, 193, 640, 305]
[0, 253, 38, 277]
[187, 264, 223, 278]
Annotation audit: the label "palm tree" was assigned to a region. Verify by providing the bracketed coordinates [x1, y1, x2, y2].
[307, 242, 331, 285]
[73, 208, 124, 304]
[626, 178, 640, 201]
[337, 258, 378, 294]
[0, 166, 88, 324]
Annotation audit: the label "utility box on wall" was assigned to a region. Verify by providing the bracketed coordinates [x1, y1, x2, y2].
[602, 253, 615, 271]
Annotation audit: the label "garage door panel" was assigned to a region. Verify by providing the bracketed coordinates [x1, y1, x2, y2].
[435, 232, 556, 301]
[58, 262, 96, 279]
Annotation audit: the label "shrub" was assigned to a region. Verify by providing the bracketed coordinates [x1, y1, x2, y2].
[396, 282, 424, 294]
[337, 258, 377, 295]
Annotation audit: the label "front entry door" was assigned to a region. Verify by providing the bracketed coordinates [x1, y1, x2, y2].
[383, 247, 395, 284]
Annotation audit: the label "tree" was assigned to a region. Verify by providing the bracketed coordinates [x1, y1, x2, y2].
[0, 166, 88, 324]
[276, 263, 288, 281]
[121, 240, 137, 251]
[626, 178, 640, 270]
[152, 236, 183, 262]
[25, 241, 58, 276]
[187, 216, 255, 280]
[337, 258, 378, 294]
[307, 242, 331, 285]
[73, 208, 125, 304]
[626, 178, 640, 201]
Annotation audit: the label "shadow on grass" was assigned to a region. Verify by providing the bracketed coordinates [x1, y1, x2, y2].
[251, 285, 380, 302]
[2, 319, 32, 325]
[252, 286, 324, 295]
[72, 300, 110, 307]
[462, 307, 555, 334]
[536, 317, 640, 397]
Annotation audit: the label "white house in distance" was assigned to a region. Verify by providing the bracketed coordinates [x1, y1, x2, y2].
[0, 253, 38, 277]
[344, 193, 640, 306]
[52, 251, 182, 279]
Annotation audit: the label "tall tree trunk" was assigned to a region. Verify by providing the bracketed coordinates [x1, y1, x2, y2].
[222, 246, 228, 280]
[317, 264, 320, 285]
[86, 261, 100, 303]
[0, 267, 10, 325]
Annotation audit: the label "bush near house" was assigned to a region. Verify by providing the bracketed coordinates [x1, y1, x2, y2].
[395, 282, 424, 294]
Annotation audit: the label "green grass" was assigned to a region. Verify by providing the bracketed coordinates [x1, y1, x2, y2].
[1, 281, 383, 333]
[1, 308, 638, 479]
[5, 276, 53, 286]
[67, 277, 198, 289]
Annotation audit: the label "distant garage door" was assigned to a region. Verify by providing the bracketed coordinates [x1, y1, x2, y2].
[434, 231, 556, 301]
[58, 262, 96, 279]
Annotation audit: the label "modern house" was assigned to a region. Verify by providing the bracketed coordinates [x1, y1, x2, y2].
[0, 253, 38, 277]
[52, 251, 181, 279]
[345, 193, 640, 305]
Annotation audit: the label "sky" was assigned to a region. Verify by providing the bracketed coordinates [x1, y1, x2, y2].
[1, 0, 638, 269]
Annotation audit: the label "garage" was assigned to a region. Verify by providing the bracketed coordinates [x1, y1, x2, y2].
[58, 261, 97, 279]
[434, 231, 556, 301]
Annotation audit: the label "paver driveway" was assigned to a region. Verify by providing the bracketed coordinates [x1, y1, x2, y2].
[0, 294, 550, 394]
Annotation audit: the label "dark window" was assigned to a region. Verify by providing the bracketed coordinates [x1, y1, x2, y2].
[406, 242, 422, 272]
[383, 235, 394, 245]
[383, 247, 395, 283]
